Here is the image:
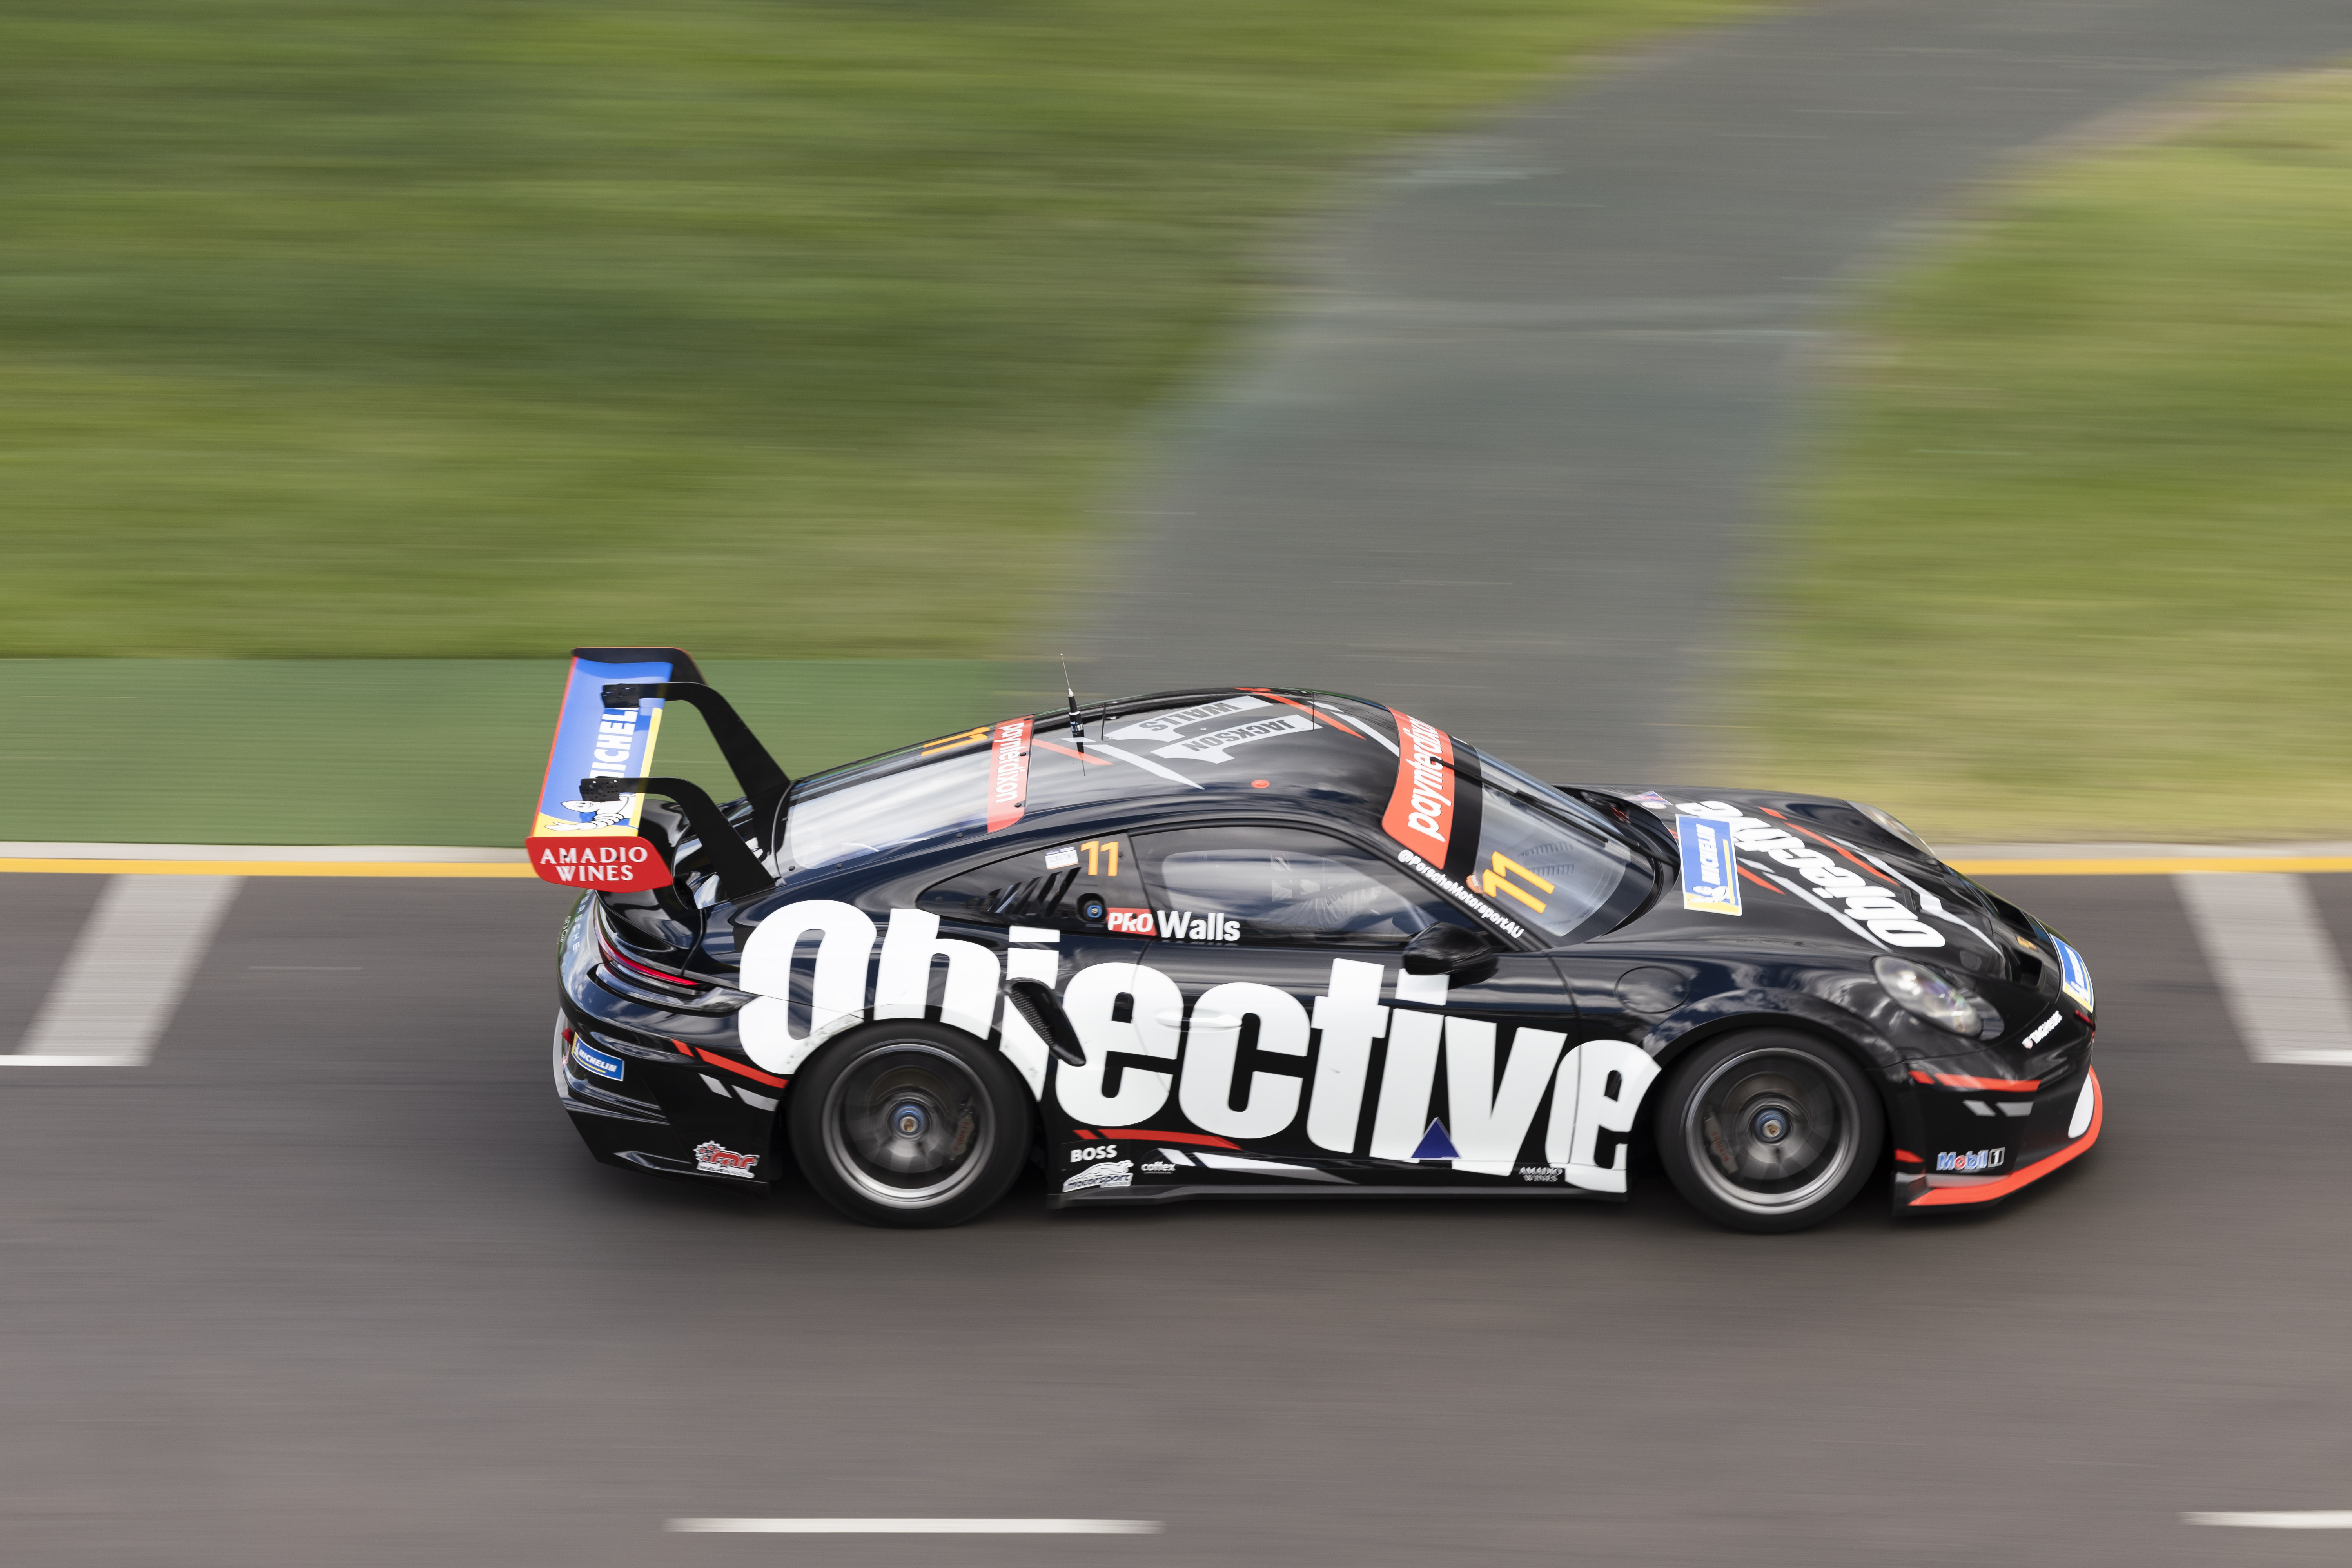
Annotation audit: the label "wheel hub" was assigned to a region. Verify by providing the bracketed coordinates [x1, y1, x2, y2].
[1751, 1103, 1793, 1143]
[891, 1102, 929, 1139]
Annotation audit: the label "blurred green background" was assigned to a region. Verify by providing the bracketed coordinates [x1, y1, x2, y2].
[1, 0, 1735, 660]
[1, 0, 1741, 842]
[1736, 69, 2352, 844]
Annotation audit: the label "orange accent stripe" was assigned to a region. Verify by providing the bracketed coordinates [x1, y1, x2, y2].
[1915, 1071, 2041, 1092]
[693, 1049, 790, 1089]
[1238, 688, 1365, 739]
[1033, 739, 1114, 765]
[1780, 820, 1897, 884]
[1738, 866, 1781, 893]
[1099, 1128, 1241, 1149]
[1073, 1129, 1097, 1141]
[671, 1039, 695, 1056]
[1893, 1149, 1922, 1165]
[1909, 1071, 2102, 1208]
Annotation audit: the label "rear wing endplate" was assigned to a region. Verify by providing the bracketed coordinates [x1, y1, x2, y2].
[525, 646, 782, 899]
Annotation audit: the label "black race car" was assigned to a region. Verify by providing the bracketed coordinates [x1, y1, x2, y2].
[535, 648, 2102, 1232]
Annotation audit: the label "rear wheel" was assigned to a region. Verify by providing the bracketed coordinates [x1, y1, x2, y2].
[788, 1022, 1031, 1228]
[1656, 1030, 1882, 1233]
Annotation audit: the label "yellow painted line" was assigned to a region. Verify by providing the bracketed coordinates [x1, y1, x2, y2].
[1953, 857, 2352, 877]
[0, 859, 536, 878]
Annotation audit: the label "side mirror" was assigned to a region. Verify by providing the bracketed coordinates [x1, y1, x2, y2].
[1401, 923, 1496, 980]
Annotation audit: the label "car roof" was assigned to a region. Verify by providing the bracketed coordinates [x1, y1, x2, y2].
[791, 687, 1412, 835]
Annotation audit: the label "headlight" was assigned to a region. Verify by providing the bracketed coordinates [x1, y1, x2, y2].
[1850, 800, 1935, 857]
[1874, 955, 1980, 1034]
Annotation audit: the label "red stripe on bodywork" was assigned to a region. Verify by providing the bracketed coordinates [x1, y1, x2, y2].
[1238, 688, 1365, 739]
[1779, 820, 1897, 884]
[1099, 1129, 1241, 1149]
[1913, 1070, 2041, 1092]
[1738, 866, 1781, 893]
[1908, 1071, 2102, 1208]
[1893, 1149, 1922, 1165]
[691, 1047, 790, 1089]
[1033, 739, 1113, 765]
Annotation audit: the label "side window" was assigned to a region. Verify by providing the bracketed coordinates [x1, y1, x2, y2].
[1133, 825, 1469, 947]
[918, 833, 1140, 930]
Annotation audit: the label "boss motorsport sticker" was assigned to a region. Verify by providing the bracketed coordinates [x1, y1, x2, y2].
[1382, 709, 1456, 862]
[985, 717, 1033, 832]
[693, 1141, 759, 1178]
[2049, 934, 2094, 1011]
[1063, 1160, 1134, 1193]
[1677, 814, 1742, 916]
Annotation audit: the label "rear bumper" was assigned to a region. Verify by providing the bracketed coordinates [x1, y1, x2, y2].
[1895, 1067, 2102, 1211]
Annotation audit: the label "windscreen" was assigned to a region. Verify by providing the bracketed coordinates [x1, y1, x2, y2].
[1467, 786, 1652, 942]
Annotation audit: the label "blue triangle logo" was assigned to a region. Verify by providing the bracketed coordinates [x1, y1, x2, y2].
[1411, 1118, 1461, 1161]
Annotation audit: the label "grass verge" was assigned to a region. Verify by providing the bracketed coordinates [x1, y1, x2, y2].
[1734, 68, 2352, 844]
[2, 0, 1742, 660]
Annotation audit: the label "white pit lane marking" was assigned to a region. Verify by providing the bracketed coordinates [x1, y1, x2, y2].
[5, 875, 240, 1067]
[664, 1519, 1163, 1534]
[2184, 1512, 2352, 1528]
[2175, 873, 2352, 1064]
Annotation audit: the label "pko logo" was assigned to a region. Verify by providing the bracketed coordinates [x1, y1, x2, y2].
[1935, 1148, 2006, 1172]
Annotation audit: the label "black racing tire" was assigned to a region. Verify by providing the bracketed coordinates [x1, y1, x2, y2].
[1655, 1029, 1884, 1234]
[787, 1021, 1031, 1229]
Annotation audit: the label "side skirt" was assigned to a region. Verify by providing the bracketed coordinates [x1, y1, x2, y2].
[1054, 1184, 1625, 1208]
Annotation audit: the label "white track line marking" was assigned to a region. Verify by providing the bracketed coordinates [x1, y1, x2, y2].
[5, 875, 240, 1067]
[2175, 873, 2352, 1065]
[2184, 1512, 2352, 1528]
[664, 1519, 1162, 1534]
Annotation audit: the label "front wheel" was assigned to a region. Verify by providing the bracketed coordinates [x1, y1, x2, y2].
[1655, 1030, 1883, 1233]
[788, 1022, 1031, 1228]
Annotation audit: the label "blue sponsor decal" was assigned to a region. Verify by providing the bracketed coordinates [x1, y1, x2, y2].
[571, 1039, 626, 1082]
[1411, 1118, 1461, 1161]
[1676, 813, 1742, 916]
[2049, 934, 2094, 1011]
[530, 655, 674, 837]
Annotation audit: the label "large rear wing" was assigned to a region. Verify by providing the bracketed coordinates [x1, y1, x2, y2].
[526, 646, 782, 900]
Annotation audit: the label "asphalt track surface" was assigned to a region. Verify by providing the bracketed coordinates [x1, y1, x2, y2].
[15, 2, 2352, 1564]
[4, 870, 2351, 1566]
[1091, 0, 2352, 779]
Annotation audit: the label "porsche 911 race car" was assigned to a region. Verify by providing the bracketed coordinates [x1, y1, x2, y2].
[535, 647, 2102, 1232]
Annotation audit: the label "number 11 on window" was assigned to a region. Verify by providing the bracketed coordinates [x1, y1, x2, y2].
[1080, 840, 1120, 877]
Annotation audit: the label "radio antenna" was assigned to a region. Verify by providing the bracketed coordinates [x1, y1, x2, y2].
[1060, 653, 1085, 753]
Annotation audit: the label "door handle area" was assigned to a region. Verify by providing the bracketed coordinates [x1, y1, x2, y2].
[1161, 1009, 1238, 1030]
